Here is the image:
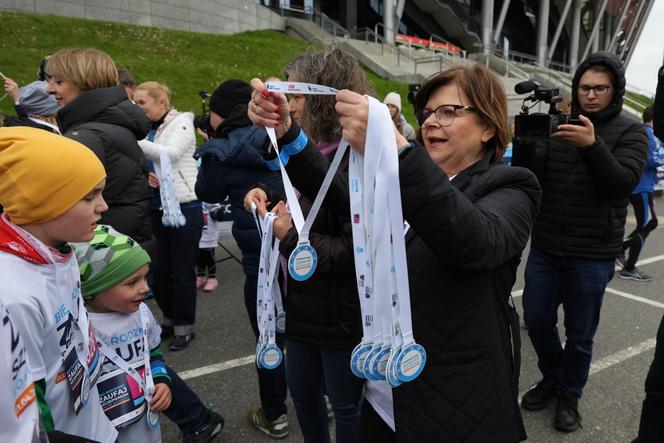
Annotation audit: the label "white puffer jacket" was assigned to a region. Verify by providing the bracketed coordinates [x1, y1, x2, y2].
[138, 109, 198, 203]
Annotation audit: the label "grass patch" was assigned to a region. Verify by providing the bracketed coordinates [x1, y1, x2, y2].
[625, 91, 653, 109]
[0, 10, 415, 124]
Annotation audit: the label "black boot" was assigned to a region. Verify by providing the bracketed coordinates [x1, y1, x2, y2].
[521, 378, 557, 410]
[554, 390, 582, 432]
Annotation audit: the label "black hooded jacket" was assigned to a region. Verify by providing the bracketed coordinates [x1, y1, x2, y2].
[194, 106, 283, 277]
[57, 86, 153, 243]
[512, 51, 647, 260]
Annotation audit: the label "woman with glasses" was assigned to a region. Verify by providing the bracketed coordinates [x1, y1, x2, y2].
[249, 64, 541, 442]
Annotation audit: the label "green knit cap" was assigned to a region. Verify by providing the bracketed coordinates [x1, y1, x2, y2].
[73, 224, 151, 299]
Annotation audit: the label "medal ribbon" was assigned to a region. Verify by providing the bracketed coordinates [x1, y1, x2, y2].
[95, 304, 154, 399]
[349, 97, 424, 381]
[262, 81, 345, 244]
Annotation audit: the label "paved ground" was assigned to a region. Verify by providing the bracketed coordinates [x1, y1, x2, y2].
[156, 204, 664, 443]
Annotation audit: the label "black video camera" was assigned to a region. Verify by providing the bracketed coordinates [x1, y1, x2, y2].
[513, 80, 582, 143]
[193, 90, 214, 138]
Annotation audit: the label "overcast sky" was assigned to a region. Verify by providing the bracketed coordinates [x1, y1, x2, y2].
[624, 1, 664, 96]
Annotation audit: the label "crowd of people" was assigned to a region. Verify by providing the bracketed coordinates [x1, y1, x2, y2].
[0, 43, 662, 443]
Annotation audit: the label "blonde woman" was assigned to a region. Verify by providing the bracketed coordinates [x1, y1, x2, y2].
[46, 47, 153, 245]
[134, 81, 202, 351]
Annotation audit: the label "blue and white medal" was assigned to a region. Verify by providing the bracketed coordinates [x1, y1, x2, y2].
[264, 82, 347, 282]
[348, 98, 426, 385]
[254, 210, 284, 370]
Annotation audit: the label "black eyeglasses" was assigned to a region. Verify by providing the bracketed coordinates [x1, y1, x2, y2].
[578, 85, 611, 96]
[416, 104, 476, 127]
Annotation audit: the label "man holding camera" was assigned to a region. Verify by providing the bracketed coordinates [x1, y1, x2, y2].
[512, 51, 647, 433]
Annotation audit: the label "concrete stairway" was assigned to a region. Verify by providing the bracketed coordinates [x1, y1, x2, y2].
[281, 14, 638, 120]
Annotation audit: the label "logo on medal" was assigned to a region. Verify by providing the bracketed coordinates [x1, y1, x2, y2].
[288, 242, 318, 281]
[260, 345, 283, 370]
[396, 343, 427, 382]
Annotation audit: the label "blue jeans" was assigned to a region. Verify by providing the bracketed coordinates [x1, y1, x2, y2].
[286, 339, 364, 443]
[243, 276, 288, 421]
[522, 248, 614, 396]
[163, 365, 209, 433]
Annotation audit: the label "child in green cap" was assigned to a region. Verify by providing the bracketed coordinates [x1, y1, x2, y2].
[74, 224, 172, 442]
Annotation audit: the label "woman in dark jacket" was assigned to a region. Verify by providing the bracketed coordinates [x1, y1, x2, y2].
[46, 48, 153, 246]
[249, 64, 541, 442]
[245, 48, 374, 443]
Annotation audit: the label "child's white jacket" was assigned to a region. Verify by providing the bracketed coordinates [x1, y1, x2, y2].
[0, 215, 117, 443]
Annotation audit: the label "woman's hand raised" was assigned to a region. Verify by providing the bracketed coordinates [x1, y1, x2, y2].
[335, 90, 369, 155]
[336, 90, 407, 155]
[248, 78, 292, 139]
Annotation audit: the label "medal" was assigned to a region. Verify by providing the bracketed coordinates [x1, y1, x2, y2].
[350, 343, 372, 378]
[396, 342, 427, 382]
[275, 311, 286, 334]
[80, 373, 90, 407]
[386, 347, 403, 387]
[288, 241, 318, 281]
[146, 408, 160, 429]
[260, 345, 283, 370]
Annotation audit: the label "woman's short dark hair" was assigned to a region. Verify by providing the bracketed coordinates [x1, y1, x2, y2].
[414, 64, 508, 161]
[285, 47, 375, 143]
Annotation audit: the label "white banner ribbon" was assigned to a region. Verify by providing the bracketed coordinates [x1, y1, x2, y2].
[349, 97, 426, 383]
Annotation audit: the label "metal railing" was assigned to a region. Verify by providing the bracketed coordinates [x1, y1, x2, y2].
[353, 27, 386, 55]
[414, 55, 455, 75]
[498, 48, 572, 73]
[315, 12, 349, 38]
[428, 33, 467, 59]
[374, 22, 398, 44]
[473, 44, 530, 80]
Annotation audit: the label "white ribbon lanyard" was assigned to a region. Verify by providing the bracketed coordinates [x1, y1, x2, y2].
[262, 81, 345, 282]
[266, 81, 339, 95]
[96, 304, 159, 428]
[48, 249, 102, 412]
[255, 210, 284, 370]
[348, 151, 375, 378]
[154, 146, 186, 228]
[348, 97, 426, 384]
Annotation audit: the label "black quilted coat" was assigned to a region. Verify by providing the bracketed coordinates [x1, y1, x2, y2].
[261, 145, 362, 347]
[512, 51, 647, 260]
[57, 86, 152, 243]
[278, 122, 542, 442]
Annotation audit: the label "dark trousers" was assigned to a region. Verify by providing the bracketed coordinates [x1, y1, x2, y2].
[163, 365, 209, 433]
[151, 204, 203, 327]
[522, 248, 614, 397]
[635, 313, 664, 442]
[243, 276, 288, 421]
[359, 401, 395, 442]
[623, 192, 658, 271]
[285, 339, 364, 443]
[197, 247, 216, 277]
